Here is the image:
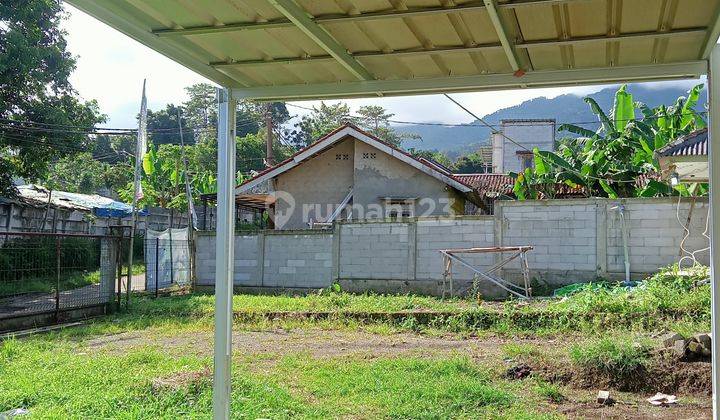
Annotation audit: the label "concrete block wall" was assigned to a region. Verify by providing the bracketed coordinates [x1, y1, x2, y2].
[415, 218, 495, 280]
[339, 222, 411, 280]
[193, 197, 709, 297]
[195, 234, 260, 286]
[195, 231, 332, 289]
[495, 197, 710, 285]
[605, 199, 709, 274]
[263, 232, 333, 288]
[499, 201, 598, 278]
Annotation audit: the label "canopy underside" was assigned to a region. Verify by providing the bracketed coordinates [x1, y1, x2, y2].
[66, 0, 720, 99]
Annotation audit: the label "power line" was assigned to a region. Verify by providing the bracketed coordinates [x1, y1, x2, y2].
[443, 94, 644, 185]
[286, 102, 708, 130]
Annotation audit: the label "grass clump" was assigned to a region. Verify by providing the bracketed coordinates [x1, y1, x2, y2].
[534, 380, 566, 404]
[569, 336, 652, 381]
[502, 343, 541, 359]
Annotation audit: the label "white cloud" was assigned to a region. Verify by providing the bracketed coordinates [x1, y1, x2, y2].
[62, 4, 211, 128]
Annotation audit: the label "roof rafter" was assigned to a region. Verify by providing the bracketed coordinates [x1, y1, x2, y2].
[151, 0, 594, 37]
[266, 0, 374, 81]
[701, 4, 720, 59]
[210, 27, 705, 69]
[483, 0, 522, 73]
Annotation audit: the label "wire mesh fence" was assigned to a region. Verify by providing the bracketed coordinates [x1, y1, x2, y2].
[0, 232, 116, 320]
[144, 230, 193, 295]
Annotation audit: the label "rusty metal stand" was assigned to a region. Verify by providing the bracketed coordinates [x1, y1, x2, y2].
[439, 246, 534, 299]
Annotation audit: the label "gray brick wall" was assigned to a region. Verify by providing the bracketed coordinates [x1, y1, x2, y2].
[193, 197, 709, 296]
[500, 202, 597, 272]
[415, 218, 495, 281]
[263, 232, 333, 288]
[194, 231, 332, 289]
[605, 199, 709, 273]
[339, 222, 412, 280]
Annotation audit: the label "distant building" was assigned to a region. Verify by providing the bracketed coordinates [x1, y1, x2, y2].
[655, 128, 708, 183]
[491, 119, 556, 173]
[232, 125, 477, 229]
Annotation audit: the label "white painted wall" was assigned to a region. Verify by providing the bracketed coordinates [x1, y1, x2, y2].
[494, 120, 556, 174]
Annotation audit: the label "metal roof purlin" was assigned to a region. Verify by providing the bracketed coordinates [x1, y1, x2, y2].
[151, 0, 596, 38]
[210, 28, 706, 69]
[266, 0, 374, 81]
[702, 5, 720, 59]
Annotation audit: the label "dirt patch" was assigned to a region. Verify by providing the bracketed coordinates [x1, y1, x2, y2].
[535, 354, 712, 397]
[557, 399, 711, 420]
[84, 328, 517, 362]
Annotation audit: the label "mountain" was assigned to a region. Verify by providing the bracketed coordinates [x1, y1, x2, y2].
[397, 83, 707, 157]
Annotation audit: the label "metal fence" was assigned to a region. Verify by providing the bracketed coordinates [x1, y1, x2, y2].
[144, 232, 192, 295]
[0, 232, 116, 320]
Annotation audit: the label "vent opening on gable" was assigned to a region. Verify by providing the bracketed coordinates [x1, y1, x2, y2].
[362, 152, 376, 159]
[335, 153, 349, 160]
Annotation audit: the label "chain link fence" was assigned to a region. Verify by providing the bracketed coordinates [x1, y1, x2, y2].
[0, 232, 116, 321]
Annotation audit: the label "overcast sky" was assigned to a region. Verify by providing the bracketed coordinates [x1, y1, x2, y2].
[62, 3, 700, 129]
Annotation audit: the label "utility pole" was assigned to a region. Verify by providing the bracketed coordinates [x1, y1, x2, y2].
[265, 103, 274, 167]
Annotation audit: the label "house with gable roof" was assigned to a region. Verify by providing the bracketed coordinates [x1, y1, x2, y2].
[234, 125, 480, 229]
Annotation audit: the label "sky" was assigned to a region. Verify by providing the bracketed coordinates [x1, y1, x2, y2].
[62, 3, 700, 130]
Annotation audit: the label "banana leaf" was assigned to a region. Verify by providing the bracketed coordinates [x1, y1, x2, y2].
[585, 97, 616, 134]
[613, 85, 634, 131]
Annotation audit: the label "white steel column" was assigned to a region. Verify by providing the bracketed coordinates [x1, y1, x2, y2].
[213, 88, 237, 420]
[709, 44, 720, 418]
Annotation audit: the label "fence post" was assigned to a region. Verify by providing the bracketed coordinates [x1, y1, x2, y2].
[116, 236, 123, 309]
[155, 237, 160, 297]
[55, 235, 61, 321]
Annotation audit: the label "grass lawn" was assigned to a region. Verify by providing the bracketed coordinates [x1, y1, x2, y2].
[0, 265, 712, 419]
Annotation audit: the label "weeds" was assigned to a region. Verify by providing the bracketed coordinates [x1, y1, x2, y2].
[534, 380, 566, 403]
[569, 336, 652, 378]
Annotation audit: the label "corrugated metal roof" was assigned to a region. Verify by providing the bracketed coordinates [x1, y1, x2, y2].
[7, 185, 139, 217]
[655, 128, 708, 157]
[65, 0, 719, 99]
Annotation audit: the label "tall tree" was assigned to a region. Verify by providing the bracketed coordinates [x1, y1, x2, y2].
[291, 102, 353, 147]
[355, 105, 419, 147]
[455, 152, 492, 174]
[0, 0, 105, 195]
[291, 102, 418, 148]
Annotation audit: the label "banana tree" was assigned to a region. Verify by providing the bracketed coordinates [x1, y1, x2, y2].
[512, 84, 707, 199]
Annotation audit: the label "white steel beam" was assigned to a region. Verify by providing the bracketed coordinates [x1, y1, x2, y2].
[708, 44, 720, 420]
[267, 0, 374, 81]
[211, 28, 706, 69]
[483, 0, 521, 73]
[701, 6, 720, 59]
[213, 88, 237, 420]
[232, 60, 707, 101]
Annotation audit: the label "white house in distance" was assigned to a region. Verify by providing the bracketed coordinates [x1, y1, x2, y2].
[235, 125, 479, 229]
[491, 119, 556, 173]
[656, 128, 708, 183]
